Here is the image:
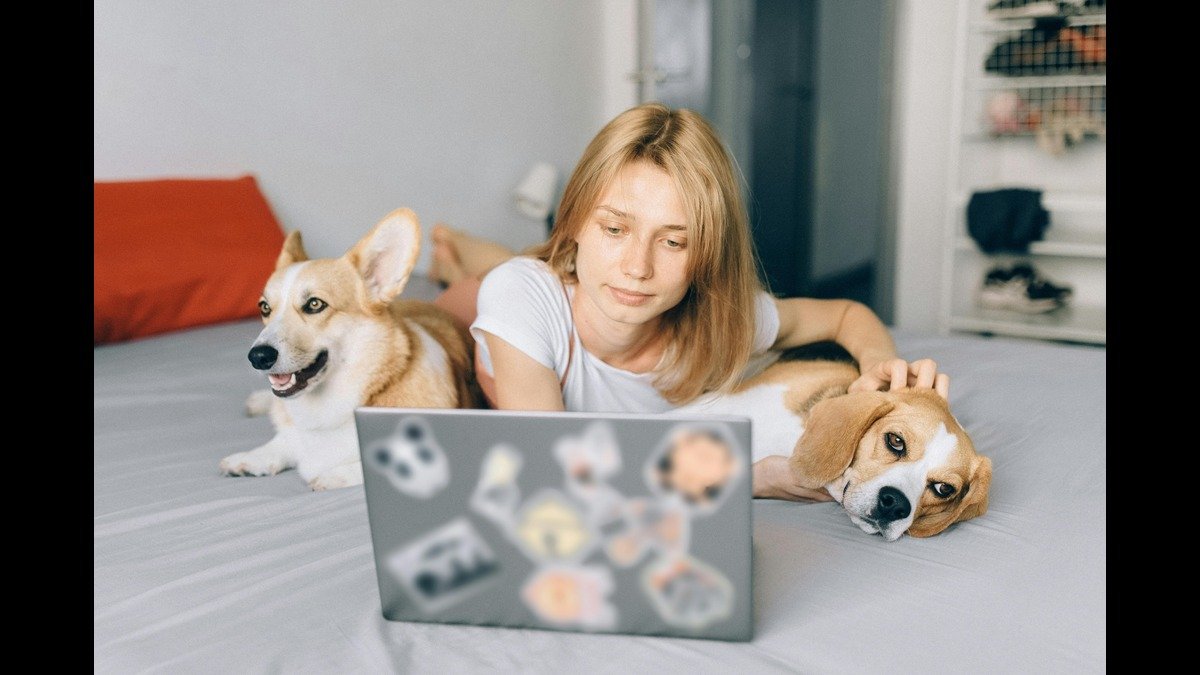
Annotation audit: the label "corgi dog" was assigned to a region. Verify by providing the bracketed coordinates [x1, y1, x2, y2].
[219, 208, 481, 490]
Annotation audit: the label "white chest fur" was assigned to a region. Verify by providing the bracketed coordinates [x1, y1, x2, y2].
[677, 384, 803, 463]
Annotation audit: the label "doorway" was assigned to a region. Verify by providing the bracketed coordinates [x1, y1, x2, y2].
[640, 0, 895, 320]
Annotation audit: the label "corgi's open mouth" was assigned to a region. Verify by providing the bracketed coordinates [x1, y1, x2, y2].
[267, 351, 329, 397]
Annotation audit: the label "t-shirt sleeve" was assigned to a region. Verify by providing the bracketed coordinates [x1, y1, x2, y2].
[469, 258, 570, 377]
[752, 290, 780, 354]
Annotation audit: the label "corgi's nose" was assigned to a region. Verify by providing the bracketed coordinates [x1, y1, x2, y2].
[248, 345, 278, 370]
[874, 486, 911, 523]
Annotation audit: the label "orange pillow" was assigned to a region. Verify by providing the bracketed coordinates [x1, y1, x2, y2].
[94, 175, 285, 344]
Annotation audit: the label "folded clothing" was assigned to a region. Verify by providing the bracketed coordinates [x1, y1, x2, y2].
[967, 188, 1050, 254]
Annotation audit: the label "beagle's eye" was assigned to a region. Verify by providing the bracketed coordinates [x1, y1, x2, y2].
[303, 297, 328, 314]
[929, 482, 956, 499]
[884, 432, 906, 457]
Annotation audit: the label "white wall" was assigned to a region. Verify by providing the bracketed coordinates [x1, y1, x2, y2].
[94, 0, 623, 270]
[889, 0, 959, 332]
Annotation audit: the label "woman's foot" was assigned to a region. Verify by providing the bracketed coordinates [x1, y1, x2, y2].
[429, 224, 468, 286]
[429, 224, 518, 285]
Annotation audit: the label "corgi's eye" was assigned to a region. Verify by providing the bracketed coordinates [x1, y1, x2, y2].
[258, 300, 271, 317]
[303, 297, 328, 314]
[884, 432, 906, 458]
[929, 482, 956, 499]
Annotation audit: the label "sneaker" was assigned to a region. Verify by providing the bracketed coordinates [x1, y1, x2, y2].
[987, 0, 1062, 19]
[978, 263, 1072, 313]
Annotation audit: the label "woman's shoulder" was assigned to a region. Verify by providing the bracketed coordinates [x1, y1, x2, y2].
[477, 256, 569, 311]
[482, 256, 558, 286]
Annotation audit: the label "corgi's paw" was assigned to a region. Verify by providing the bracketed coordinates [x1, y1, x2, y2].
[309, 462, 365, 491]
[220, 450, 287, 477]
[245, 390, 275, 417]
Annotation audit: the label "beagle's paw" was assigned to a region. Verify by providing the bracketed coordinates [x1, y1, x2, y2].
[308, 462, 365, 491]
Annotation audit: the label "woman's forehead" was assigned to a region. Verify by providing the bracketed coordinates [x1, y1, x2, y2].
[594, 161, 688, 225]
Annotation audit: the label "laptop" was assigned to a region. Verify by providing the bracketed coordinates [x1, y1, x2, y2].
[354, 407, 754, 641]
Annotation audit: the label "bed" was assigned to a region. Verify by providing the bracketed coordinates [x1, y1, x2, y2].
[93, 274, 1106, 672]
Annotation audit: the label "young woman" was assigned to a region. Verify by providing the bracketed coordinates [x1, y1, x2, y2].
[431, 103, 949, 502]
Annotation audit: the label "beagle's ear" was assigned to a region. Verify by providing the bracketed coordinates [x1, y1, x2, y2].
[957, 454, 992, 523]
[908, 453, 993, 538]
[789, 391, 894, 488]
[275, 230, 309, 271]
[346, 208, 421, 304]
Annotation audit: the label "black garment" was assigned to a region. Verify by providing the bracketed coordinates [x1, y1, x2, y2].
[967, 188, 1050, 254]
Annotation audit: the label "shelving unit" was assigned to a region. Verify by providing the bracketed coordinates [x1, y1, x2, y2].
[939, 0, 1106, 346]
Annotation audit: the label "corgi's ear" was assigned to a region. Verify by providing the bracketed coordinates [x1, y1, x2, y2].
[275, 230, 308, 271]
[789, 391, 894, 488]
[346, 208, 421, 304]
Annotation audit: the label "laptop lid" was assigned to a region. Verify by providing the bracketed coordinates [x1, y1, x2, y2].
[354, 407, 753, 641]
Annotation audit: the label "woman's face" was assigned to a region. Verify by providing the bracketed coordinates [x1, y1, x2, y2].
[572, 160, 692, 330]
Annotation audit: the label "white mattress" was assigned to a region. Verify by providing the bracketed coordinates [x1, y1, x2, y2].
[94, 277, 1106, 673]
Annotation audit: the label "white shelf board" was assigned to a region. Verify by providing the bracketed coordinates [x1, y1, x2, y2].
[971, 75, 1106, 90]
[956, 190, 1106, 212]
[969, 15, 1107, 32]
[955, 236, 1106, 259]
[949, 302, 1106, 345]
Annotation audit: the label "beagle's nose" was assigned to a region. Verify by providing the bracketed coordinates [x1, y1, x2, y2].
[875, 487, 911, 523]
[247, 345, 278, 370]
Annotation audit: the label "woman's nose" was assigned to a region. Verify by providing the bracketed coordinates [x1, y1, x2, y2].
[621, 239, 653, 280]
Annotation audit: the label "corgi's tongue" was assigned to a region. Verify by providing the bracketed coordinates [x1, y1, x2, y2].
[269, 373, 296, 389]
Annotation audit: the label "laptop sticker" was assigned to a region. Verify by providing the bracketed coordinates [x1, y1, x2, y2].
[513, 489, 598, 563]
[386, 518, 501, 613]
[470, 443, 524, 530]
[645, 423, 744, 516]
[553, 421, 626, 527]
[641, 554, 734, 630]
[365, 416, 450, 499]
[604, 497, 691, 567]
[521, 564, 618, 630]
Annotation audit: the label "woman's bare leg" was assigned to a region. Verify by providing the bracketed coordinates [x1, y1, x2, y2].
[429, 224, 519, 285]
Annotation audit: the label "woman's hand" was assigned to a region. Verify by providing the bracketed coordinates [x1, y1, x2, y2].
[850, 357, 950, 400]
[752, 455, 835, 502]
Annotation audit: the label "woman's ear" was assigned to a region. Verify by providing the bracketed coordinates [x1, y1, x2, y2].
[789, 391, 894, 488]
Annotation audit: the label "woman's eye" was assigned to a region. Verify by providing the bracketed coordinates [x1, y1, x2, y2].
[258, 300, 271, 317]
[884, 432, 906, 457]
[929, 482, 956, 499]
[602, 224, 623, 236]
[664, 238, 685, 249]
[303, 297, 328, 314]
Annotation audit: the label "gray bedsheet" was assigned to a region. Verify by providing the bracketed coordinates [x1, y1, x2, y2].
[94, 278, 1106, 673]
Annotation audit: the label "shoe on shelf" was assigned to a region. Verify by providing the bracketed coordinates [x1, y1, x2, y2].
[978, 262, 1073, 314]
[987, 0, 1062, 19]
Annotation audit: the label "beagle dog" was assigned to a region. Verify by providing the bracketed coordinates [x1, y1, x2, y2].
[679, 343, 991, 540]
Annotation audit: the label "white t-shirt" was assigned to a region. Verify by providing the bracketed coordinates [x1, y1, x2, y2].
[470, 257, 781, 413]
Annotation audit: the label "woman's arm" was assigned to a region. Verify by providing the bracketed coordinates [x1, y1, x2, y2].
[479, 330, 566, 411]
[771, 297, 949, 397]
[752, 455, 833, 502]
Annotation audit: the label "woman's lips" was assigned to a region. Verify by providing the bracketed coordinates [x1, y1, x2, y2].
[607, 285, 653, 306]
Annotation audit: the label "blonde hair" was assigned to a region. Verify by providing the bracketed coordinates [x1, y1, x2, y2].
[528, 103, 762, 404]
